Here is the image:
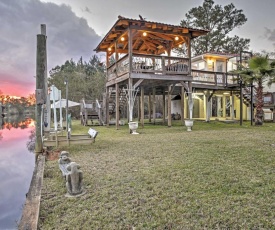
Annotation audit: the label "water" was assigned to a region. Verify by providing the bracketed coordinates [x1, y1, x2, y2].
[0, 116, 35, 230]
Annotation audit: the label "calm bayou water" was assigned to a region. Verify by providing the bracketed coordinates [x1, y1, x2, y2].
[0, 116, 35, 230]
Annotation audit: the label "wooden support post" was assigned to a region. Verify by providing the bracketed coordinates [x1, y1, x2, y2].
[128, 78, 133, 121]
[153, 88, 156, 124]
[115, 83, 119, 130]
[188, 81, 193, 119]
[128, 28, 133, 74]
[206, 91, 211, 122]
[217, 96, 222, 117]
[148, 93, 152, 122]
[168, 86, 172, 127]
[240, 81, 243, 126]
[162, 91, 166, 124]
[187, 36, 192, 75]
[106, 87, 110, 127]
[35, 34, 46, 154]
[41, 24, 50, 135]
[223, 94, 226, 118]
[231, 92, 235, 120]
[138, 96, 140, 121]
[106, 52, 110, 127]
[141, 86, 144, 128]
[181, 86, 185, 124]
[127, 97, 129, 123]
[204, 94, 207, 120]
[128, 28, 134, 122]
[115, 40, 119, 128]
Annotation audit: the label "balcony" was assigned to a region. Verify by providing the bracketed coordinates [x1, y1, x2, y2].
[191, 69, 239, 87]
[107, 54, 190, 82]
[107, 54, 239, 88]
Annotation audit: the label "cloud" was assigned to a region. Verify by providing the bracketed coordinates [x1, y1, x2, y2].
[0, 0, 101, 96]
[264, 27, 275, 47]
[82, 6, 92, 14]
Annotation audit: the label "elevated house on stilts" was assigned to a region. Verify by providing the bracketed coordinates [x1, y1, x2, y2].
[94, 16, 251, 129]
[94, 16, 209, 128]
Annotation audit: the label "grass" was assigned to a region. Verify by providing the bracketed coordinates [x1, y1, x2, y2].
[39, 120, 275, 229]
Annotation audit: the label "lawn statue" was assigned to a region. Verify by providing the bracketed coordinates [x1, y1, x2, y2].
[58, 151, 71, 178]
[65, 162, 85, 196]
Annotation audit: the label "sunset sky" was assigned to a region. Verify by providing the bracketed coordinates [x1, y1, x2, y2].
[1, 0, 275, 97]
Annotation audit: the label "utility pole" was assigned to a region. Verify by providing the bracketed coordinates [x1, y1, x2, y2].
[35, 34, 46, 154]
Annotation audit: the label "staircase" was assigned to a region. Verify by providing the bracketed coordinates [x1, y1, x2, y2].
[81, 99, 103, 125]
[236, 86, 256, 107]
[108, 88, 128, 115]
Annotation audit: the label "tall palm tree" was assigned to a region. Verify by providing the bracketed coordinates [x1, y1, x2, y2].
[239, 55, 275, 125]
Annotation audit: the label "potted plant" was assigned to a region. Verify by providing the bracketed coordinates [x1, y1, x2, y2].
[128, 121, 139, 134]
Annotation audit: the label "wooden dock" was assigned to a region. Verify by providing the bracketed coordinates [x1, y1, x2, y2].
[18, 155, 45, 230]
[43, 134, 95, 147]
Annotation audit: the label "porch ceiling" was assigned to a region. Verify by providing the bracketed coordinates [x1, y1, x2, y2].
[114, 78, 190, 95]
[94, 16, 208, 55]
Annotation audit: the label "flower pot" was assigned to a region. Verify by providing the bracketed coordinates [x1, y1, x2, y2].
[128, 121, 139, 134]
[184, 119, 193, 131]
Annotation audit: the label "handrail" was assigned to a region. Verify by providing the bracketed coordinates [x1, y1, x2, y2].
[191, 69, 239, 86]
[96, 99, 101, 109]
[106, 54, 240, 87]
[132, 54, 189, 74]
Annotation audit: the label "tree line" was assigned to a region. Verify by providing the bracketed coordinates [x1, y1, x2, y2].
[0, 89, 36, 115]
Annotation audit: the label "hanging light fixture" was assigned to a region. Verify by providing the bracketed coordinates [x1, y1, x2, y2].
[108, 47, 112, 51]
[121, 37, 125, 41]
[175, 36, 179, 41]
[143, 31, 147, 36]
[178, 44, 182, 48]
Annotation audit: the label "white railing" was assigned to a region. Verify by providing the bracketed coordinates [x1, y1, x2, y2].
[192, 70, 239, 86]
[132, 54, 189, 74]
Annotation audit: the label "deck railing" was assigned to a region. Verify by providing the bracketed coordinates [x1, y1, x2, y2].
[107, 55, 130, 81]
[107, 54, 190, 81]
[132, 54, 189, 75]
[191, 70, 239, 87]
[107, 54, 239, 87]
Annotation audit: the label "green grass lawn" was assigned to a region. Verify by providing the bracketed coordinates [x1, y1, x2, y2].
[39, 120, 275, 229]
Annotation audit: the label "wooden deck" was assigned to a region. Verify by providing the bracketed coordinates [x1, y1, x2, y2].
[43, 134, 94, 147]
[106, 53, 239, 94]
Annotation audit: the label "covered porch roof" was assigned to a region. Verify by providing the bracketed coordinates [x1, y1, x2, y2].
[94, 16, 209, 55]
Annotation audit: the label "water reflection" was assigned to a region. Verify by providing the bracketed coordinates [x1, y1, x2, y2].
[0, 115, 35, 229]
